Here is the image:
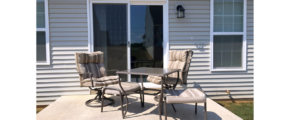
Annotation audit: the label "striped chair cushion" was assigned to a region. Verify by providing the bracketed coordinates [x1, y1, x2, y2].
[82, 76, 119, 87]
[169, 50, 187, 62]
[103, 82, 141, 95]
[147, 50, 188, 85]
[82, 75, 118, 82]
[77, 63, 106, 79]
[167, 50, 187, 79]
[164, 89, 206, 103]
[77, 52, 104, 64]
[167, 60, 185, 78]
[94, 79, 119, 86]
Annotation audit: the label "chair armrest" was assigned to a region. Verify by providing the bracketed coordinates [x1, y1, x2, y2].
[77, 72, 94, 87]
[107, 69, 119, 75]
[182, 70, 188, 73]
[107, 69, 119, 72]
[77, 72, 92, 76]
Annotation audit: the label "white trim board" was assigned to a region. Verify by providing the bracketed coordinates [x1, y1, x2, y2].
[210, 0, 247, 71]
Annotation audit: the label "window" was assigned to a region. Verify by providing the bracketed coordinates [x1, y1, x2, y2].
[210, 0, 246, 71]
[36, 0, 50, 65]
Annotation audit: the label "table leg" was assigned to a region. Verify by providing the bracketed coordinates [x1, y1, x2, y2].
[159, 76, 165, 120]
[140, 75, 144, 107]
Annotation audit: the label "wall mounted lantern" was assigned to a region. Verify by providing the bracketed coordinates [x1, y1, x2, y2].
[176, 5, 185, 18]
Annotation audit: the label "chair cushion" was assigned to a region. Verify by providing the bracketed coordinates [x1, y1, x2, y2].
[76, 52, 106, 79]
[164, 89, 206, 104]
[167, 61, 185, 78]
[77, 63, 107, 79]
[94, 79, 119, 86]
[83, 75, 119, 82]
[169, 50, 187, 62]
[166, 50, 188, 82]
[103, 82, 141, 95]
[81, 75, 119, 87]
[77, 52, 104, 64]
[147, 75, 182, 85]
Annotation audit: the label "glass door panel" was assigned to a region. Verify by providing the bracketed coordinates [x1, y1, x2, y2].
[130, 5, 163, 82]
[93, 4, 128, 81]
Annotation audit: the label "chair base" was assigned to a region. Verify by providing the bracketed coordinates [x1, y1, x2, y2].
[154, 85, 171, 102]
[154, 93, 166, 102]
[85, 89, 115, 107]
[142, 88, 161, 95]
[154, 94, 160, 102]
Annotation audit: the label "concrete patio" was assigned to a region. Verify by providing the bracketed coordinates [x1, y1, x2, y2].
[37, 94, 242, 120]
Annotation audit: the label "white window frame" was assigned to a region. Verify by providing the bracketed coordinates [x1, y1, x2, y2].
[36, 0, 50, 65]
[210, 0, 247, 71]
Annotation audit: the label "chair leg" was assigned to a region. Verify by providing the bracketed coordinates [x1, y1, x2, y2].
[159, 102, 162, 120]
[120, 95, 125, 119]
[101, 89, 105, 112]
[160, 101, 163, 115]
[140, 90, 143, 107]
[204, 102, 207, 120]
[142, 90, 145, 107]
[164, 100, 167, 120]
[195, 103, 197, 114]
[164, 101, 167, 120]
[140, 89, 144, 107]
[124, 94, 129, 116]
[171, 104, 176, 112]
[120, 94, 129, 119]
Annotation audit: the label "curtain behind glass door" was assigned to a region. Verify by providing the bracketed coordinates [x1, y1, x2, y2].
[93, 4, 128, 81]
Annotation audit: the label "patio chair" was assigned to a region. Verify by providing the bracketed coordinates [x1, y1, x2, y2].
[147, 49, 193, 112]
[147, 49, 193, 89]
[74, 51, 141, 108]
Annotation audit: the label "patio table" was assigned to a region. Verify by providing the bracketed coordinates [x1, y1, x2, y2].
[116, 67, 181, 120]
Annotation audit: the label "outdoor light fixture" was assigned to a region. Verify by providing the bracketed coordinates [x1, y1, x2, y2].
[176, 5, 185, 18]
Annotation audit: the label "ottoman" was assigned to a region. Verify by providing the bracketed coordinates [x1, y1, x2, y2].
[163, 88, 207, 120]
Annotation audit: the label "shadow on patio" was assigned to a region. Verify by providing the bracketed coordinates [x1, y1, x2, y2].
[37, 94, 242, 120]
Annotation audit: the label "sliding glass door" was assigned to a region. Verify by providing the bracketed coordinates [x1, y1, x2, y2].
[92, 4, 128, 81]
[130, 5, 163, 82]
[91, 2, 165, 83]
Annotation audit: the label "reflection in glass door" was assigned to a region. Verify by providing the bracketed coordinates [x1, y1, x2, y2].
[130, 5, 163, 82]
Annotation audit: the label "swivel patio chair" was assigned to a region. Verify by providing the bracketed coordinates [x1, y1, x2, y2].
[75, 51, 142, 118]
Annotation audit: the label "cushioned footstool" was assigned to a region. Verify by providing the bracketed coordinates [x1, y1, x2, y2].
[101, 82, 142, 119]
[164, 88, 207, 120]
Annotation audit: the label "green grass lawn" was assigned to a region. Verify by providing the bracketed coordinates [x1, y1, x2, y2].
[37, 106, 47, 114]
[215, 100, 253, 120]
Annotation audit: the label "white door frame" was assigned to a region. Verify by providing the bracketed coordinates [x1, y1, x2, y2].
[87, 0, 169, 88]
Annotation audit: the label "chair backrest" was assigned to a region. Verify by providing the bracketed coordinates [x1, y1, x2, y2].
[167, 49, 193, 84]
[74, 51, 107, 86]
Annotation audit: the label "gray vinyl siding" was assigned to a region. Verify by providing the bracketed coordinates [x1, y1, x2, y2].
[36, 0, 254, 105]
[170, 0, 254, 99]
[36, 0, 89, 105]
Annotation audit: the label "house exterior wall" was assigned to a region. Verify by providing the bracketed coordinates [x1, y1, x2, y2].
[36, 0, 254, 105]
[36, 0, 89, 105]
[170, 0, 254, 99]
